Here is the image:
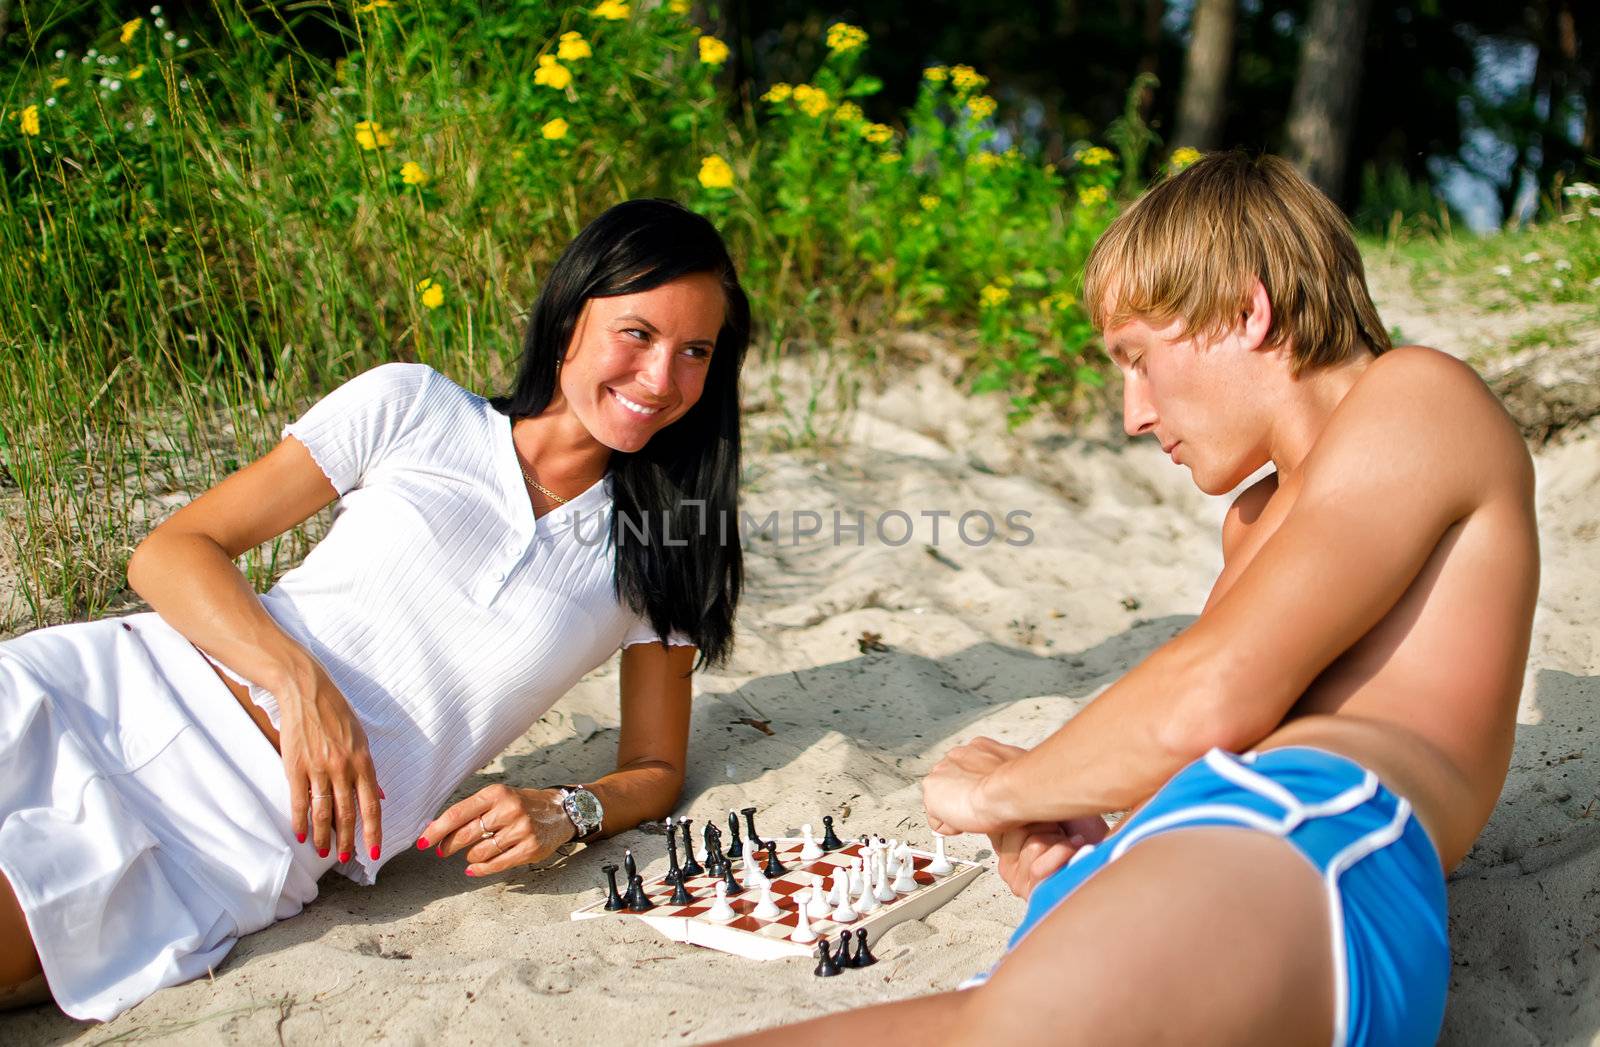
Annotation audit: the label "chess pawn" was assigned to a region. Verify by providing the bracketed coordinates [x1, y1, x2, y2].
[706, 880, 737, 922]
[830, 882, 859, 924]
[807, 874, 832, 919]
[926, 833, 954, 876]
[892, 849, 919, 894]
[851, 927, 878, 968]
[820, 815, 845, 851]
[813, 940, 841, 978]
[873, 858, 896, 903]
[790, 889, 819, 944]
[799, 823, 824, 860]
[847, 855, 863, 895]
[752, 880, 782, 920]
[853, 863, 880, 914]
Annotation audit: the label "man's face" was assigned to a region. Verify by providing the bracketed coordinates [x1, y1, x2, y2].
[1103, 313, 1272, 495]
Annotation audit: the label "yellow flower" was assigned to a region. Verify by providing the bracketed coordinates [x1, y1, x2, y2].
[979, 284, 1011, 308]
[1078, 184, 1109, 206]
[128, 65, 146, 80]
[1039, 291, 1077, 314]
[557, 32, 592, 61]
[590, 0, 630, 20]
[668, 0, 691, 12]
[354, 119, 395, 150]
[923, 66, 948, 82]
[792, 84, 830, 117]
[832, 101, 863, 124]
[698, 35, 730, 66]
[825, 22, 868, 54]
[1169, 146, 1202, 170]
[535, 54, 572, 90]
[121, 18, 142, 44]
[966, 95, 996, 120]
[400, 161, 429, 186]
[51, 77, 69, 89]
[355, 0, 392, 11]
[919, 194, 939, 211]
[510, 147, 526, 161]
[761, 83, 793, 103]
[949, 65, 987, 93]
[416, 278, 445, 309]
[1078, 146, 1114, 167]
[698, 154, 734, 190]
[973, 151, 1001, 169]
[860, 122, 893, 145]
[879, 150, 902, 164]
[541, 117, 569, 140]
[20, 104, 40, 136]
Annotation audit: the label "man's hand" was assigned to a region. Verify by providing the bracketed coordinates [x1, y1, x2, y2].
[420, 785, 577, 877]
[989, 816, 1110, 899]
[923, 736, 1031, 836]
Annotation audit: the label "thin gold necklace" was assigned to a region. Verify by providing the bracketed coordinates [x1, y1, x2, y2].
[519, 466, 569, 505]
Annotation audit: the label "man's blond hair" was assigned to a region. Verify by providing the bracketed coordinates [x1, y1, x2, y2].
[1082, 151, 1390, 372]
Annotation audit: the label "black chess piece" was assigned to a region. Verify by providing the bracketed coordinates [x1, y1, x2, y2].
[623, 848, 639, 885]
[761, 839, 787, 879]
[708, 828, 729, 878]
[835, 930, 853, 968]
[851, 928, 877, 967]
[813, 939, 841, 977]
[602, 864, 626, 911]
[820, 815, 844, 851]
[664, 825, 685, 887]
[720, 861, 744, 897]
[741, 806, 761, 849]
[726, 809, 744, 859]
[678, 818, 703, 877]
[669, 876, 694, 906]
[702, 823, 722, 877]
[626, 874, 655, 912]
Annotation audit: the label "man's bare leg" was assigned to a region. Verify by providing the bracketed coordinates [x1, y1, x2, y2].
[0, 872, 51, 1009]
[718, 827, 1334, 1046]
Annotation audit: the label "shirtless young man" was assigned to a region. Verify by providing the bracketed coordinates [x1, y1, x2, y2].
[731, 152, 1539, 1045]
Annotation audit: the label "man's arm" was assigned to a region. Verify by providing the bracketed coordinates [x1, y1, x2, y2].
[949, 349, 1529, 829]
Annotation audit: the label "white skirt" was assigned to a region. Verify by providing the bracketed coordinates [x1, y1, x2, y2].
[0, 612, 326, 1021]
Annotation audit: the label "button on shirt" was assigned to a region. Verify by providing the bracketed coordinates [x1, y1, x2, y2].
[204, 363, 689, 884]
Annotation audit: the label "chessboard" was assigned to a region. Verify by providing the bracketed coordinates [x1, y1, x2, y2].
[571, 835, 983, 961]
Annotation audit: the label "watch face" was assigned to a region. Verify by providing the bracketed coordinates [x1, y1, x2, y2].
[571, 789, 603, 827]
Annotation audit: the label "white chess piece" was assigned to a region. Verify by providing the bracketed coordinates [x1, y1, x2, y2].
[882, 844, 900, 880]
[873, 857, 897, 903]
[830, 876, 859, 923]
[790, 889, 819, 943]
[799, 823, 823, 860]
[707, 880, 737, 922]
[752, 880, 782, 920]
[926, 833, 954, 876]
[742, 853, 764, 890]
[829, 868, 851, 910]
[847, 855, 864, 895]
[807, 874, 832, 919]
[854, 863, 880, 913]
[892, 848, 918, 893]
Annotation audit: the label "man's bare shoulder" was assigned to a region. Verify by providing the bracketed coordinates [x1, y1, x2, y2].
[1221, 472, 1278, 564]
[1309, 345, 1533, 507]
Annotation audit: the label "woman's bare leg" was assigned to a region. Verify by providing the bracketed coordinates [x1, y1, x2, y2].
[717, 827, 1335, 1046]
[0, 871, 51, 1009]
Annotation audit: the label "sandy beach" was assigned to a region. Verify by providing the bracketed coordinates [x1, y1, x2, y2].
[4, 267, 1597, 1045]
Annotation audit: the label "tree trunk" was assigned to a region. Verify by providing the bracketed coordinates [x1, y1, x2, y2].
[1173, 0, 1235, 150]
[1285, 0, 1374, 204]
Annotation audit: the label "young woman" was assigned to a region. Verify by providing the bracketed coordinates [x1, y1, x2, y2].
[0, 199, 749, 1021]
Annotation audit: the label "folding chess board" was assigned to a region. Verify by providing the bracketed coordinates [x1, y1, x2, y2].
[571, 837, 983, 960]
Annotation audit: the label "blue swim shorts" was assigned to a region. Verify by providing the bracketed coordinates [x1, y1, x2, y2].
[970, 746, 1449, 1047]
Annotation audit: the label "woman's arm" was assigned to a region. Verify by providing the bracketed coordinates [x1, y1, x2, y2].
[424, 640, 696, 876]
[127, 436, 384, 862]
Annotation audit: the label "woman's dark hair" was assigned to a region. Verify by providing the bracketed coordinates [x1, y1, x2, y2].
[492, 199, 748, 668]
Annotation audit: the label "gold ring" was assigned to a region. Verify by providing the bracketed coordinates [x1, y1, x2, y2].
[479, 816, 496, 840]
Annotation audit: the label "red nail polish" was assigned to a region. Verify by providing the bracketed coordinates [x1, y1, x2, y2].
[338, 851, 351, 863]
[379, 787, 387, 800]
[317, 847, 330, 859]
[436, 845, 445, 856]
[370, 846, 381, 861]
[465, 869, 477, 877]
[416, 837, 430, 850]
[296, 832, 306, 844]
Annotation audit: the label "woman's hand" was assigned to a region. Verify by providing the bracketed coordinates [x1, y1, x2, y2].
[988, 815, 1110, 899]
[922, 736, 1029, 836]
[276, 657, 383, 863]
[421, 785, 577, 877]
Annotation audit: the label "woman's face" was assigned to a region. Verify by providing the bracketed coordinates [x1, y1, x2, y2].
[557, 272, 726, 453]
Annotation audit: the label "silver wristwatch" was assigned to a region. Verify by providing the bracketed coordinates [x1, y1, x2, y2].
[555, 785, 605, 841]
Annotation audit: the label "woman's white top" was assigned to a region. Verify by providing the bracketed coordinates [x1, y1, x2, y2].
[205, 362, 689, 885]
